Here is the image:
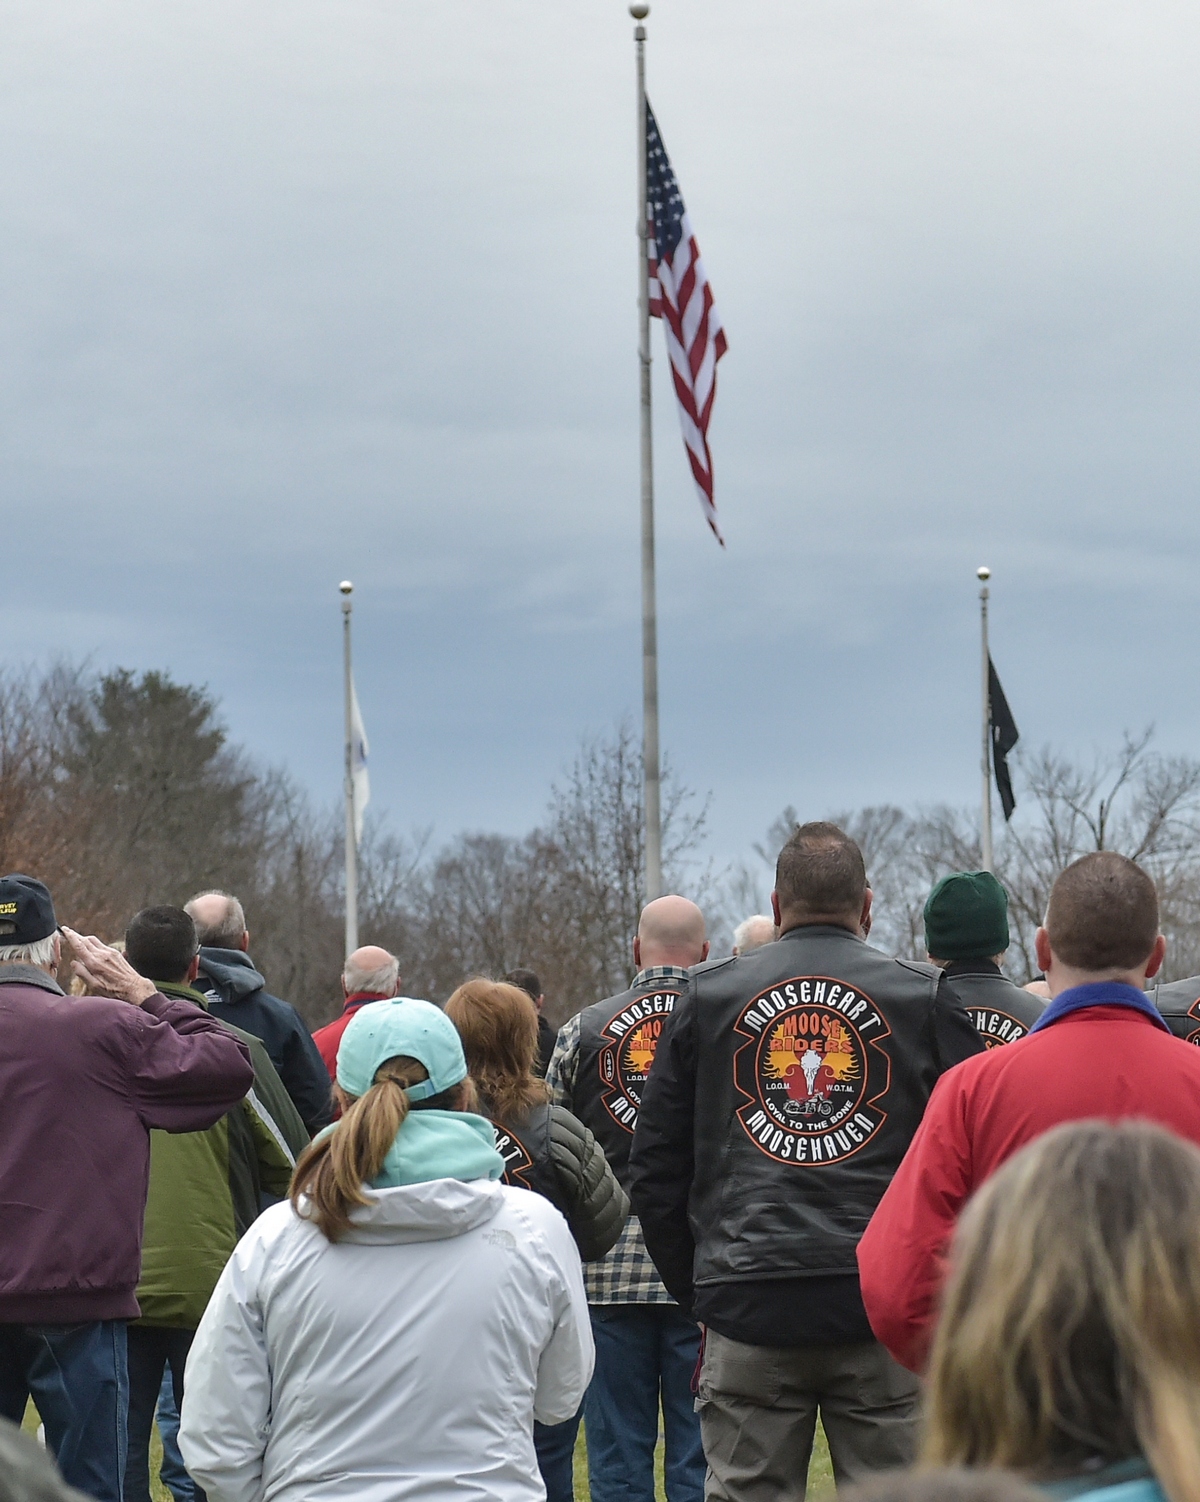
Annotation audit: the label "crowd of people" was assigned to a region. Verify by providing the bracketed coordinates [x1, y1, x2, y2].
[3, 820, 1200, 1502]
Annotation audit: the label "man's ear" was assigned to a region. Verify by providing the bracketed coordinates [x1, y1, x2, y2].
[860, 889, 874, 935]
[1145, 934, 1167, 981]
[700, 941, 710, 963]
[1034, 927, 1053, 975]
[770, 891, 782, 927]
[341, 974, 350, 998]
[239, 929, 251, 953]
[187, 955, 201, 984]
[632, 936, 642, 970]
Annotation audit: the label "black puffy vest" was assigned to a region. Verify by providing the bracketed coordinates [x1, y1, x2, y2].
[572, 976, 684, 1188]
[943, 970, 1045, 1048]
[489, 1102, 567, 1212]
[682, 926, 965, 1284]
[1148, 975, 1200, 1044]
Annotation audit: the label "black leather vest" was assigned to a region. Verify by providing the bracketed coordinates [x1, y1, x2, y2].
[943, 969, 1045, 1048]
[681, 925, 969, 1285]
[572, 976, 685, 1188]
[489, 1102, 567, 1212]
[1148, 975, 1200, 1044]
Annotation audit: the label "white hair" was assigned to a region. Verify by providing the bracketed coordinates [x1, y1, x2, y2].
[733, 915, 776, 955]
[0, 933, 58, 969]
[343, 953, 400, 996]
[185, 891, 247, 948]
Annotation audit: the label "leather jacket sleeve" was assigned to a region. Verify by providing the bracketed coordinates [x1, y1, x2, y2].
[931, 973, 988, 1071]
[548, 1107, 630, 1262]
[626, 990, 698, 1310]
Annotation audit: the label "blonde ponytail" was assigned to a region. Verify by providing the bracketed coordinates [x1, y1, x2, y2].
[290, 1055, 426, 1241]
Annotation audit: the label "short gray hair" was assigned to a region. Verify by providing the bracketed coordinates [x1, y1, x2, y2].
[343, 952, 400, 997]
[185, 891, 247, 948]
[733, 915, 776, 955]
[0, 933, 58, 969]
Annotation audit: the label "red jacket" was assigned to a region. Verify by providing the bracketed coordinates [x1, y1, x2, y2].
[0, 967, 253, 1323]
[858, 999, 1200, 1373]
[313, 992, 390, 1082]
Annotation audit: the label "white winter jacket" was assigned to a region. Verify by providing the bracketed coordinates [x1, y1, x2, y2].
[179, 1176, 594, 1502]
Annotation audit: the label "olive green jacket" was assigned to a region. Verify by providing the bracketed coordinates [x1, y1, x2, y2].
[135, 981, 311, 1328]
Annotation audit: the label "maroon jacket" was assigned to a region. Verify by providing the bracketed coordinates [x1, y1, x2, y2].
[0, 965, 255, 1323]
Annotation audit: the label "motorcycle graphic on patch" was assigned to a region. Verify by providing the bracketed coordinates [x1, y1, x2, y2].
[733, 976, 891, 1165]
[598, 989, 680, 1132]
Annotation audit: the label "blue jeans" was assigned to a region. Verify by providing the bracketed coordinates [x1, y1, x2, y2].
[155, 1366, 195, 1502]
[534, 1407, 584, 1502]
[585, 1305, 705, 1502]
[0, 1319, 129, 1502]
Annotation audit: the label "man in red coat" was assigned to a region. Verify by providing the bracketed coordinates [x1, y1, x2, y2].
[312, 945, 400, 1081]
[858, 850, 1200, 1374]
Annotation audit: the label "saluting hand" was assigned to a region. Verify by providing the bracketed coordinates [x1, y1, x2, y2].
[61, 927, 158, 1006]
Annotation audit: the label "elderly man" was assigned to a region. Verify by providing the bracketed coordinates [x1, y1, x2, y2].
[0, 875, 253, 1502]
[732, 914, 776, 956]
[629, 825, 984, 1500]
[859, 851, 1200, 1375]
[548, 895, 710, 1502]
[313, 945, 401, 1081]
[185, 890, 331, 1133]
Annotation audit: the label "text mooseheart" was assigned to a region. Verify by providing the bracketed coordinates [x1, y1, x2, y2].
[598, 989, 681, 1132]
[733, 976, 891, 1165]
[493, 1125, 536, 1191]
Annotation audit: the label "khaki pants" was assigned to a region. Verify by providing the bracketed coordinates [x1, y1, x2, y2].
[697, 1329, 920, 1501]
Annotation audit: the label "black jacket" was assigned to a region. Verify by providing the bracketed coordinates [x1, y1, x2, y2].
[196, 948, 332, 1133]
[1147, 974, 1200, 1043]
[569, 973, 686, 1189]
[627, 924, 984, 1312]
[941, 960, 1045, 1047]
[490, 1100, 630, 1262]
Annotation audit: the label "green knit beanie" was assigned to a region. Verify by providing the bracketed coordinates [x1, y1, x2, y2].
[923, 871, 1010, 960]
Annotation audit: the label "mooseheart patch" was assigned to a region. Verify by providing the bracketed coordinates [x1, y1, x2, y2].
[733, 976, 891, 1165]
[493, 1125, 535, 1191]
[966, 1007, 1031, 1049]
[598, 989, 681, 1133]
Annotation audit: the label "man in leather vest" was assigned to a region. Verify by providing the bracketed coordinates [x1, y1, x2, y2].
[547, 895, 710, 1502]
[1145, 972, 1200, 1042]
[628, 823, 984, 1500]
[924, 871, 1044, 1047]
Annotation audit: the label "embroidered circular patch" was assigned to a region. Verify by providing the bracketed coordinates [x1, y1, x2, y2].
[598, 989, 680, 1132]
[733, 977, 891, 1164]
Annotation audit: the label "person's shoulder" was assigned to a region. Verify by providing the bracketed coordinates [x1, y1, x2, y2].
[493, 1182, 575, 1251]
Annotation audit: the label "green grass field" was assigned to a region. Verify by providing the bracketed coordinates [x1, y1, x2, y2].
[26, 1402, 835, 1500]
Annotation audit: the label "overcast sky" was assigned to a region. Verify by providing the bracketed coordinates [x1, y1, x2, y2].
[3, 0, 1199, 873]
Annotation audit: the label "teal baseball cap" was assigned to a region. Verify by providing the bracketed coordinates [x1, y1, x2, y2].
[336, 997, 469, 1102]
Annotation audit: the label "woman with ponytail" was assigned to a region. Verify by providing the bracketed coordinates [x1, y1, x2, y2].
[445, 979, 629, 1502]
[178, 998, 593, 1502]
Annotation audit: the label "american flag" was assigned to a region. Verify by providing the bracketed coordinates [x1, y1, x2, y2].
[646, 100, 728, 544]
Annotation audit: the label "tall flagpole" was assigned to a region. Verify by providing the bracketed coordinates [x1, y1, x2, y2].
[977, 565, 993, 872]
[631, 2, 662, 903]
[340, 580, 359, 957]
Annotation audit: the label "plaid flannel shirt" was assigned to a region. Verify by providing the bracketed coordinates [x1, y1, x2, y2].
[546, 966, 689, 1306]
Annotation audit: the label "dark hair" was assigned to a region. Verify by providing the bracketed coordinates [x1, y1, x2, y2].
[775, 821, 867, 919]
[504, 967, 541, 1003]
[1046, 852, 1159, 971]
[125, 906, 199, 984]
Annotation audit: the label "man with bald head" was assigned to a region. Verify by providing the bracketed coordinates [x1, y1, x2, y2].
[547, 894, 710, 1502]
[186, 890, 331, 1134]
[629, 823, 984, 1499]
[313, 945, 402, 1082]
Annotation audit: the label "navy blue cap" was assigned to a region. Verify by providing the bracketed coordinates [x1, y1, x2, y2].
[0, 874, 57, 947]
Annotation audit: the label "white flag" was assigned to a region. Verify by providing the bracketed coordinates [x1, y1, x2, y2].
[350, 677, 370, 847]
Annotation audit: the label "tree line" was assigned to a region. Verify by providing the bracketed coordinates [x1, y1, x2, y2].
[5, 664, 1199, 1028]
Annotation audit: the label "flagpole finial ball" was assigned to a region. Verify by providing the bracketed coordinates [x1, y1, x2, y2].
[976, 566, 991, 581]
[629, 4, 650, 18]
[339, 580, 353, 595]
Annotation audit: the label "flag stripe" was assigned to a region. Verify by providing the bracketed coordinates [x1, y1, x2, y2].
[645, 101, 727, 544]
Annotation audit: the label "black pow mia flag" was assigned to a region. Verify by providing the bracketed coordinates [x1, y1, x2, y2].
[988, 658, 1019, 822]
